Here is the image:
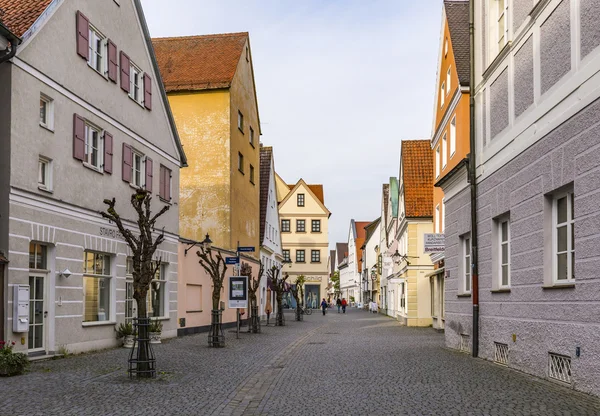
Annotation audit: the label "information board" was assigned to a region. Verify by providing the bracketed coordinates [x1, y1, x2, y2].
[228, 276, 248, 309]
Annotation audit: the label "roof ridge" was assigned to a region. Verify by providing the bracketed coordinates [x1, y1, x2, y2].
[153, 32, 249, 42]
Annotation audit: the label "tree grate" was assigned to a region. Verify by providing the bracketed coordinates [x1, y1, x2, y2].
[548, 352, 572, 384]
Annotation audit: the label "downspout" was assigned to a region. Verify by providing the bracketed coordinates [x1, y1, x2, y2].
[0, 37, 18, 64]
[469, 0, 479, 358]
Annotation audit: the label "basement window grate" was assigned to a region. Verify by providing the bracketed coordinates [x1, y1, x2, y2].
[494, 342, 509, 365]
[460, 334, 470, 353]
[548, 353, 572, 384]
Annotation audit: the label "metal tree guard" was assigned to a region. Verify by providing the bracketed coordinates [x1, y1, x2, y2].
[128, 317, 156, 378]
[208, 309, 225, 347]
[250, 305, 261, 333]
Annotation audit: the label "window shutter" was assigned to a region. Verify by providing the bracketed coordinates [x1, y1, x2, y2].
[73, 114, 85, 161]
[143, 74, 152, 110]
[122, 143, 132, 182]
[103, 131, 113, 174]
[107, 40, 118, 83]
[166, 168, 171, 201]
[145, 157, 153, 192]
[76, 11, 89, 60]
[159, 165, 166, 199]
[120, 51, 130, 93]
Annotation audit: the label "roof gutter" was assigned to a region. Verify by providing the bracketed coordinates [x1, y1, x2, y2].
[0, 23, 21, 64]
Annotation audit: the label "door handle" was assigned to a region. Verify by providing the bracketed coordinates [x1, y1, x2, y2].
[43, 311, 48, 318]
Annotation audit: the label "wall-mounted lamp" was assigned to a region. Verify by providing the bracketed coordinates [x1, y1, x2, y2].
[58, 268, 72, 278]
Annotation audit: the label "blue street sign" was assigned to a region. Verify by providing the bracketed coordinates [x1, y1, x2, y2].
[237, 246, 255, 252]
[225, 257, 239, 265]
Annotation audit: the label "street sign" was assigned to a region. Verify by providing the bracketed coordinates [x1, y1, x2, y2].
[424, 233, 445, 253]
[225, 257, 239, 265]
[237, 246, 255, 253]
[228, 276, 248, 309]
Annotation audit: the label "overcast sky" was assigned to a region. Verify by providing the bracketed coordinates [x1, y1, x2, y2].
[141, 0, 442, 250]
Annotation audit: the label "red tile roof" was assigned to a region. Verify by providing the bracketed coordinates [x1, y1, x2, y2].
[401, 140, 433, 218]
[0, 0, 52, 37]
[355, 221, 371, 272]
[287, 184, 325, 205]
[152, 32, 248, 92]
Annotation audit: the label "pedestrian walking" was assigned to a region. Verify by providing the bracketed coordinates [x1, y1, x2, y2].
[341, 298, 347, 313]
[336, 298, 342, 313]
[321, 298, 328, 316]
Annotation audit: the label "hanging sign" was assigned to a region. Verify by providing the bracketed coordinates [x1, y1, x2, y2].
[228, 276, 248, 309]
[424, 233, 445, 253]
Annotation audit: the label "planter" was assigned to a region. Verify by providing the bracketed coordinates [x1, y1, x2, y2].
[149, 332, 161, 344]
[0, 363, 27, 376]
[123, 335, 135, 348]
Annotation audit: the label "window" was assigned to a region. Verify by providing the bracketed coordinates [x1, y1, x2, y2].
[131, 150, 145, 188]
[246, 46, 249, 62]
[148, 262, 166, 318]
[238, 152, 244, 174]
[250, 164, 255, 184]
[441, 198, 445, 233]
[88, 25, 106, 75]
[84, 123, 103, 170]
[39, 94, 53, 130]
[129, 62, 143, 105]
[311, 250, 320, 263]
[554, 192, 574, 282]
[38, 156, 52, 192]
[281, 219, 290, 232]
[296, 250, 305, 263]
[450, 117, 456, 156]
[83, 251, 111, 322]
[498, 218, 510, 288]
[283, 249, 290, 262]
[435, 205, 440, 233]
[496, 0, 508, 51]
[159, 164, 172, 201]
[311, 219, 321, 232]
[238, 111, 244, 132]
[249, 127, 255, 147]
[444, 37, 448, 57]
[29, 243, 47, 270]
[440, 83, 445, 107]
[435, 146, 440, 178]
[463, 237, 471, 293]
[296, 219, 305, 232]
[442, 134, 447, 168]
[446, 67, 451, 95]
[297, 193, 305, 207]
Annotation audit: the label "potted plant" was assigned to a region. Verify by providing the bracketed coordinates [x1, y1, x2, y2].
[149, 320, 163, 344]
[0, 340, 29, 376]
[116, 322, 135, 348]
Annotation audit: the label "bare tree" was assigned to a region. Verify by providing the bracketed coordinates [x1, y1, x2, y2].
[197, 246, 227, 347]
[241, 261, 264, 333]
[290, 275, 305, 321]
[268, 265, 289, 326]
[100, 189, 168, 378]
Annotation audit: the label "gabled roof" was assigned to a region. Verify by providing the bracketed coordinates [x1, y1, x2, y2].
[336, 243, 348, 266]
[287, 184, 324, 205]
[355, 221, 370, 271]
[279, 179, 330, 216]
[259, 146, 273, 245]
[153, 32, 248, 92]
[0, 0, 52, 37]
[401, 140, 433, 218]
[365, 218, 381, 243]
[445, 0, 470, 87]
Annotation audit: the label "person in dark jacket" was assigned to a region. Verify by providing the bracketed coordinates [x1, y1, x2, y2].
[320, 298, 328, 316]
[336, 298, 342, 313]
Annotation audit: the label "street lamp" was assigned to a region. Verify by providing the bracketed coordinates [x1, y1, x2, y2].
[202, 233, 212, 251]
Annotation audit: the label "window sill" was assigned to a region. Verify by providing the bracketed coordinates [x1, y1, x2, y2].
[82, 321, 116, 327]
[186, 310, 203, 313]
[87, 63, 109, 81]
[158, 196, 173, 205]
[39, 123, 54, 133]
[491, 288, 511, 293]
[83, 162, 104, 175]
[128, 94, 145, 108]
[38, 186, 53, 194]
[311, 231, 322, 234]
[238, 127, 244, 134]
[457, 293, 471, 298]
[542, 283, 575, 290]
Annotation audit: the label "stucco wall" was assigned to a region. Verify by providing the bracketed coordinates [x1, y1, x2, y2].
[513, 0, 534, 34]
[540, 0, 571, 95]
[490, 68, 509, 140]
[514, 35, 534, 119]
[580, 0, 600, 59]
[0, 63, 11, 257]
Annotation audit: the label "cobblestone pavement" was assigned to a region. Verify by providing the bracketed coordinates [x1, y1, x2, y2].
[2, 309, 600, 415]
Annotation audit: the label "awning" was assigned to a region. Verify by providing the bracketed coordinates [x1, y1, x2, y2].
[425, 267, 445, 278]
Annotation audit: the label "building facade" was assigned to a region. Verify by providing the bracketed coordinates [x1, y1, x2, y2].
[276, 176, 330, 309]
[383, 178, 399, 317]
[444, 0, 600, 396]
[340, 220, 370, 305]
[0, 0, 186, 354]
[362, 218, 381, 305]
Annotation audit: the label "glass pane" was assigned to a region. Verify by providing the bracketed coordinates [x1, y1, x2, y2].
[34, 324, 43, 349]
[465, 240, 470, 255]
[29, 243, 35, 269]
[28, 328, 34, 349]
[501, 243, 508, 264]
[571, 193, 575, 220]
[571, 252, 575, 280]
[557, 253, 567, 280]
[571, 223, 575, 251]
[40, 100, 46, 123]
[103, 255, 110, 275]
[37, 245, 46, 269]
[502, 265, 509, 286]
[465, 273, 471, 291]
[557, 226, 567, 252]
[34, 276, 44, 300]
[557, 196, 567, 224]
[501, 221, 508, 241]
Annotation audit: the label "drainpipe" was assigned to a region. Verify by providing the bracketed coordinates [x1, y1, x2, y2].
[469, 0, 479, 358]
[0, 37, 18, 64]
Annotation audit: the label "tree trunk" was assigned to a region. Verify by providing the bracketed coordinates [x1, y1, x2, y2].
[132, 291, 153, 378]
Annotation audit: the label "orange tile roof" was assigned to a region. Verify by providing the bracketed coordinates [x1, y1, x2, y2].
[287, 184, 325, 205]
[401, 140, 433, 218]
[152, 32, 247, 93]
[0, 0, 52, 37]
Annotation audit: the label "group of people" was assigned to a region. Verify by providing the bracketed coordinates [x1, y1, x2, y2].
[335, 298, 348, 313]
[317, 298, 378, 315]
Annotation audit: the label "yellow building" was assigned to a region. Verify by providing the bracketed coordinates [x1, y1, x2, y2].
[153, 33, 261, 254]
[393, 140, 434, 327]
[276, 175, 331, 308]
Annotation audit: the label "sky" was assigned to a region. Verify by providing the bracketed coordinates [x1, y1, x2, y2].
[140, 0, 442, 250]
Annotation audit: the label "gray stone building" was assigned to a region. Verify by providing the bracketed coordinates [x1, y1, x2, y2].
[0, 0, 186, 356]
[444, 0, 600, 397]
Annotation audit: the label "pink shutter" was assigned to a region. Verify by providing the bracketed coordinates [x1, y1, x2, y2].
[120, 52, 130, 93]
[73, 114, 85, 161]
[159, 165, 165, 199]
[107, 40, 118, 82]
[165, 167, 171, 201]
[143, 74, 152, 110]
[76, 11, 89, 60]
[145, 157, 153, 192]
[103, 131, 113, 174]
[122, 143, 132, 182]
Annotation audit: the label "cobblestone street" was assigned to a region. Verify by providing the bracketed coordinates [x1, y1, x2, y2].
[2, 309, 600, 415]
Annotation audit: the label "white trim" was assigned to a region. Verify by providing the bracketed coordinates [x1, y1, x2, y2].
[55, 314, 83, 319]
[55, 286, 83, 290]
[12, 58, 181, 167]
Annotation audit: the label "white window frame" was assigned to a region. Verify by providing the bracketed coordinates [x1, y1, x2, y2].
[38, 156, 52, 192]
[446, 67, 451, 95]
[39, 94, 54, 131]
[553, 192, 575, 283]
[83, 251, 112, 324]
[435, 204, 440, 233]
[84, 122, 104, 172]
[450, 116, 456, 157]
[462, 236, 471, 294]
[129, 61, 144, 106]
[131, 150, 146, 188]
[498, 217, 511, 288]
[441, 198, 445, 233]
[440, 83, 445, 107]
[442, 134, 448, 168]
[88, 25, 107, 77]
[435, 146, 441, 178]
[489, 0, 509, 60]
